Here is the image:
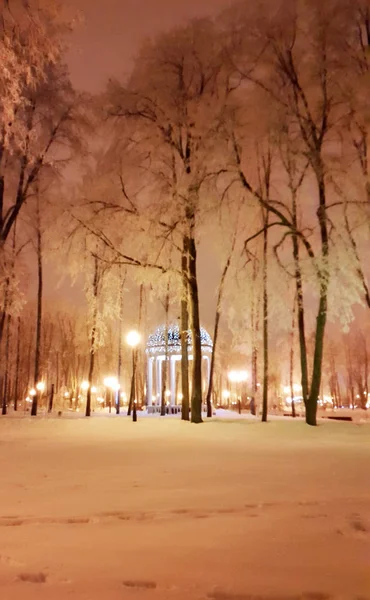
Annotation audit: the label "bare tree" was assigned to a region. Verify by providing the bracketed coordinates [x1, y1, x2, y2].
[106, 20, 232, 423]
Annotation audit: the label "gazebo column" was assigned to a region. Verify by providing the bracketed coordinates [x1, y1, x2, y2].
[170, 355, 176, 405]
[147, 357, 154, 406]
[204, 355, 211, 387]
[156, 357, 163, 405]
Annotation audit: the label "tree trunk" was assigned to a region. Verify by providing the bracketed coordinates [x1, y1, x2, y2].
[1, 314, 11, 415]
[306, 179, 329, 426]
[86, 255, 99, 417]
[13, 316, 21, 411]
[206, 237, 235, 418]
[306, 291, 327, 425]
[206, 311, 220, 417]
[261, 211, 269, 423]
[31, 205, 43, 417]
[115, 271, 125, 414]
[128, 284, 144, 416]
[188, 234, 202, 424]
[290, 296, 296, 418]
[181, 236, 190, 421]
[292, 220, 309, 406]
[48, 383, 54, 413]
[250, 260, 259, 416]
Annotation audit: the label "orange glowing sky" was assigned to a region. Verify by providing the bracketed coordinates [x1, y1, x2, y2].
[68, 0, 233, 93]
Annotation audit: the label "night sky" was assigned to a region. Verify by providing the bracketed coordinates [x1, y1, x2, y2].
[68, 0, 233, 93]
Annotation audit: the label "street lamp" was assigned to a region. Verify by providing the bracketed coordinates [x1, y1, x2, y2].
[126, 330, 141, 422]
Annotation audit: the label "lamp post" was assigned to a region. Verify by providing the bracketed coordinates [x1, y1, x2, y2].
[126, 330, 141, 422]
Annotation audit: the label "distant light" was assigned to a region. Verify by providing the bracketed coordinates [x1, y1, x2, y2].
[64, 391, 70, 398]
[228, 370, 248, 383]
[165, 390, 171, 397]
[91, 386, 97, 393]
[177, 393, 183, 401]
[222, 389, 231, 399]
[284, 384, 301, 394]
[104, 376, 118, 389]
[323, 395, 333, 404]
[81, 381, 90, 391]
[126, 330, 141, 348]
[29, 388, 36, 397]
[36, 382, 45, 392]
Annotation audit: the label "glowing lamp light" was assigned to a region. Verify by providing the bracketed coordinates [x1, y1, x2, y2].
[228, 370, 248, 383]
[126, 330, 141, 348]
[29, 388, 36, 397]
[81, 381, 90, 391]
[36, 381, 45, 392]
[91, 386, 97, 393]
[177, 393, 183, 401]
[165, 390, 171, 397]
[64, 391, 70, 398]
[222, 390, 231, 400]
[104, 376, 118, 389]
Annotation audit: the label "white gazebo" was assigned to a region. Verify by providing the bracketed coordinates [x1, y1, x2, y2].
[146, 324, 213, 407]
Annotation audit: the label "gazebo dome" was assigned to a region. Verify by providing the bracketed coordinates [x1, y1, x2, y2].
[146, 324, 213, 355]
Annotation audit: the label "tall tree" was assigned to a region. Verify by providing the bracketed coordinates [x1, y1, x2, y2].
[226, 0, 357, 425]
[107, 19, 232, 423]
[31, 191, 43, 416]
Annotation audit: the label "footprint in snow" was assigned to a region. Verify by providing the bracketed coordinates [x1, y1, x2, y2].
[17, 572, 47, 584]
[122, 580, 157, 590]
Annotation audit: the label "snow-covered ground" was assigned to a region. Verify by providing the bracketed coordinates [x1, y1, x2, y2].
[0, 414, 369, 600]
